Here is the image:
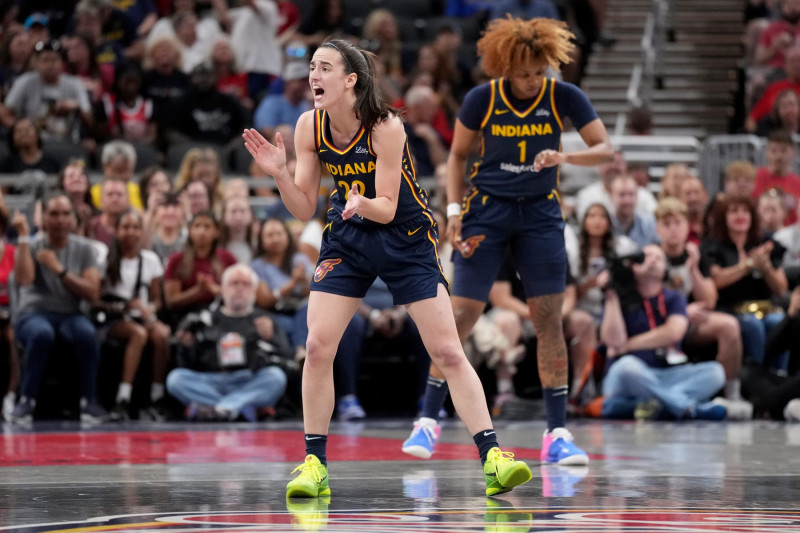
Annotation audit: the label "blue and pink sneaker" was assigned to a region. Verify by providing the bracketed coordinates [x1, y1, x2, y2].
[541, 427, 589, 466]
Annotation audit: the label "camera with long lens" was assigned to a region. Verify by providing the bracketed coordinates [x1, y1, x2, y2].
[605, 251, 646, 310]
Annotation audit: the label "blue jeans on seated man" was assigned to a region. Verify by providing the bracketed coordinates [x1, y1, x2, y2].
[166, 366, 288, 418]
[272, 303, 308, 350]
[601, 355, 725, 419]
[736, 311, 789, 372]
[14, 311, 101, 403]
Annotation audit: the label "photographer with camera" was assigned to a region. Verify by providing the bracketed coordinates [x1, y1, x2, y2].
[599, 244, 728, 421]
[166, 263, 293, 422]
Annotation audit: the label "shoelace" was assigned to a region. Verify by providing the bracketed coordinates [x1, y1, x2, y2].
[292, 457, 325, 483]
[412, 424, 436, 446]
[490, 449, 516, 465]
[550, 428, 574, 442]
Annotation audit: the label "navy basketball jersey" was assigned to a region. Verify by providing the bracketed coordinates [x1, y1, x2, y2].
[470, 78, 564, 199]
[313, 110, 433, 226]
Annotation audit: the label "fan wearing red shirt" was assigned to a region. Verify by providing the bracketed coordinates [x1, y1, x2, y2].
[747, 46, 800, 130]
[752, 129, 800, 225]
[754, 0, 800, 69]
[164, 211, 237, 322]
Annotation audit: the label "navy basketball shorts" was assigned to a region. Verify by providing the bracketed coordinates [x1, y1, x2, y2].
[312, 214, 448, 305]
[452, 191, 566, 302]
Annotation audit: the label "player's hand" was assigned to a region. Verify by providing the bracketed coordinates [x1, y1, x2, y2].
[446, 215, 465, 253]
[342, 188, 364, 220]
[533, 149, 565, 172]
[243, 128, 287, 178]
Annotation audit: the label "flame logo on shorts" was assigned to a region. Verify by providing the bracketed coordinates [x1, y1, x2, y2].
[314, 258, 342, 282]
[459, 235, 485, 258]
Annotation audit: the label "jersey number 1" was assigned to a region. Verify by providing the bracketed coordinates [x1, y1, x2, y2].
[517, 140, 526, 163]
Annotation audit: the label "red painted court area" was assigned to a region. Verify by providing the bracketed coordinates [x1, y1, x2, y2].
[0, 429, 583, 467]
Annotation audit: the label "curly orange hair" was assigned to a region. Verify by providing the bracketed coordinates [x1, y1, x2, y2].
[477, 17, 575, 78]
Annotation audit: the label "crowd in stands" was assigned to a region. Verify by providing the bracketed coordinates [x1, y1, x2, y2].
[0, 0, 799, 425]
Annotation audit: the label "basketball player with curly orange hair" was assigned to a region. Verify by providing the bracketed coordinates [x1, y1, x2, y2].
[402, 17, 613, 465]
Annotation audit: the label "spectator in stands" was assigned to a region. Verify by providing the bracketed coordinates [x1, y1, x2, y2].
[0, 117, 60, 175]
[216, 0, 283, 102]
[142, 37, 189, 124]
[701, 194, 789, 374]
[98, 209, 170, 421]
[100, 63, 156, 144]
[628, 105, 653, 136]
[0, 39, 93, 143]
[138, 166, 172, 213]
[91, 140, 143, 210]
[219, 196, 254, 264]
[148, 0, 222, 53]
[599, 244, 727, 421]
[149, 193, 186, 264]
[167, 263, 291, 421]
[753, 129, 800, 225]
[401, 67, 455, 146]
[74, 0, 142, 61]
[429, 21, 472, 102]
[9, 193, 107, 424]
[90, 178, 131, 246]
[174, 147, 224, 211]
[677, 176, 709, 246]
[754, 0, 800, 69]
[362, 9, 406, 102]
[0, 205, 18, 421]
[611, 174, 659, 248]
[656, 198, 752, 419]
[250, 218, 312, 355]
[71, 1, 131, 78]
[658, 163, 691, 200]
[296, 0, 357, 48]
[490, 0, 561, 21]
[113, 0, 158, 38]
[774, 198, 800, 267]
[749, 46, 800, 131]
[253, 61, 310, 142]
[168, 12, 214, 74]
[64, 34, 109, 104]
[402, 85, 448, 178]
[23, 14, 51, 47]
[743, 285, 800, 420]
[180, 180, 214, 220]
[165, 64, 247, 149]
[209, 37, 251, 110]
[755, 89, 800, 136]
[724, 160, 757, 198]
[0, 30, 33, 102]
[55, 159, 95, 237]
[164, 210, 237, 324]
[575, 150, 657, 222]
[758, 188, 788, 237]
[567, 203, 638, 321]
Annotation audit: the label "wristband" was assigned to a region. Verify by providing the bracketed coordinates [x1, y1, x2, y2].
[446, 202, 461, 218]
[369, 309, 381, 322]
[17, 236, 30, 244]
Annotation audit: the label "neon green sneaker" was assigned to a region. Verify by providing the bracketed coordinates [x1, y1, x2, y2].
[286, 454, 331, 498]
[286, 494, 331, 531]
[483, 447, 532, 496]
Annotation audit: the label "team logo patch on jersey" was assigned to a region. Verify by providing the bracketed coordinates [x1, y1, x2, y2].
[459, 235, 486, 258]
[314, 258, 342, 282]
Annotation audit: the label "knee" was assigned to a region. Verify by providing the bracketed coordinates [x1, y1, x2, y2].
[259, 366, 288, 390]
[707, 362, 726, 390]
[719, 314, 741, 338]
[166, 368, 191, 391]
[304, 334, 336, 367]
[613, 355, 645, 378]
[431, 341, 465, 369]
[150, 323, 170, 343]
[131, 324, 148, 345]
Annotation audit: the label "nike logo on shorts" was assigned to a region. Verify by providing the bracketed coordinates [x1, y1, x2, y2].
[407, 226, 423, 236]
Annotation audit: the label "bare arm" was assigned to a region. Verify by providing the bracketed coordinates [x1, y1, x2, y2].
[710, 263, 751, 290]
[445, 120, 479, 206]
[65, 267, 101, 303]
[689, 269, 718, 308]
[164, 279, 209, 310]
[13, 243, 34, 286]
[624, 315, 688, 353]
[488, 281, 530, 321]
[599, 289, 628, 355]
[243, 111, 321, 222]
[762, 265, 789, 296]
[342, 116, 405, 224]
[563, 119, 614, 167]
